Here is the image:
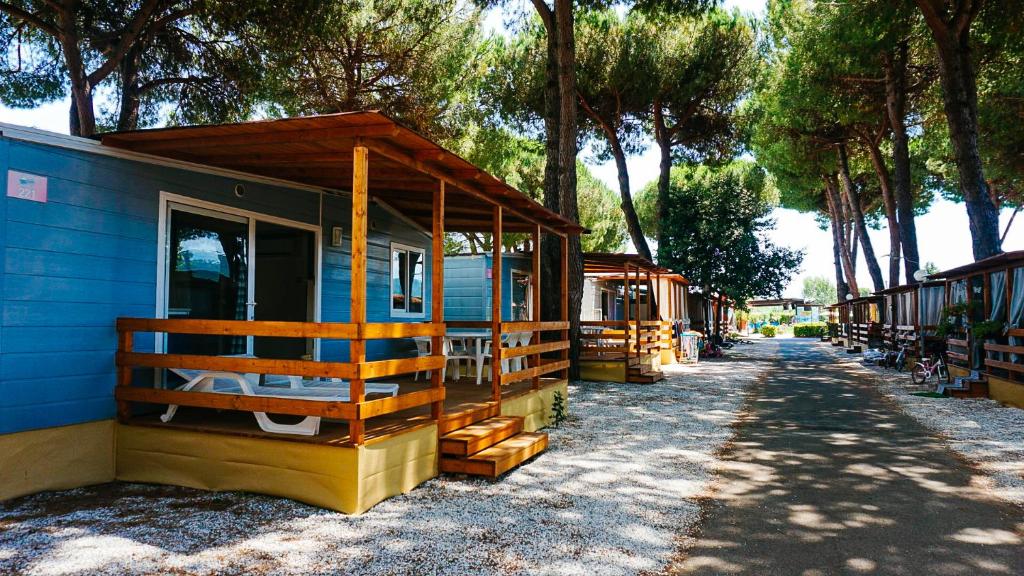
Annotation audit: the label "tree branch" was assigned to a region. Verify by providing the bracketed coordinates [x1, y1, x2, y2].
[0, 2, 60, 37]
[530, 0, 553, 34]
[87, 0, 162, 85]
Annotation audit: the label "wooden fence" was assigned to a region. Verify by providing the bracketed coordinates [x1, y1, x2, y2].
[115, 318, 447, 445]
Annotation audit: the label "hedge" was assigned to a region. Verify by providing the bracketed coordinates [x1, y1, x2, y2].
[793, 322, 827, 338]
[760, 325, 777, 338]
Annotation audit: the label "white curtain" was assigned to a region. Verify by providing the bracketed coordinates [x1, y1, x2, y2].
[1009, 268, 1024, 363]
[987, 270, 1007, 364]
[919, 285, 945, 328]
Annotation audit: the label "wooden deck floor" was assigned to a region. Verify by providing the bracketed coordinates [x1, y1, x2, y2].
[124, 376, 544, 446]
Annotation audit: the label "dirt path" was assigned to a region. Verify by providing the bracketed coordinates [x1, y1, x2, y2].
[672, 338, 1024, 576]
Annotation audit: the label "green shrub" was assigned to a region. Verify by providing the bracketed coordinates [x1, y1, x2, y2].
[793, 322, 827, 338]
[760, 325, 777, 338]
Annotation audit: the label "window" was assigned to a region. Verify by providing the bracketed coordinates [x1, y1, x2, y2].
[511, 270, 533, 321]
[391, 243, 425, 316]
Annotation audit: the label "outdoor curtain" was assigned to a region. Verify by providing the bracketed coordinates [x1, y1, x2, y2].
[919, 286, 945, 327]
[987, 270, 1007, 364]
[1010, 267, 1024, 363]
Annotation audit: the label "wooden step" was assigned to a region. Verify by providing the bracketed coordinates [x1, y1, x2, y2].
[627, 371, 664, 383]
[440, 416, 523, 456]
[948, 380, 989, 399]
[439, 402, 500, 435]
[440, 432, 548, 478]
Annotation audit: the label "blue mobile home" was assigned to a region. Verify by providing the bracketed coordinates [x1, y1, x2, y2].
[444, 253, 534, 321]
[0, 113, 579, 513]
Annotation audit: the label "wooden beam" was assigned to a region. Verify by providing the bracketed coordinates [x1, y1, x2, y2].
[532, 225, 542, 390]
[362, 139, 572, 235]
[117, 330, 132, 422]
[105, 123, 400, 152]
[413, 149, 446, 162]
[350, 144, 369, 444]
[492, 206, 503, 402]
[624, 262, 631, 369]
[561, 235, 569, 379]
[431, 180, 446, 421]
[115, 387, 358, 420]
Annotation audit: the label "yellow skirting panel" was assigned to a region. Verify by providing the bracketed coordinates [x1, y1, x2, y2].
[660, 349, 678, 365]
[983, 374, 1024, 408]
[948, 365, 971, 378]
[501, 380, 569, 432]
[579, 360, 626, 383]
[0, 420, 115, 502]
[116, 423, 437, 515]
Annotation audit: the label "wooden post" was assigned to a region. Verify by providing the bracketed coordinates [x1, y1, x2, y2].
[349, 144, 368, 445]
[431, 180, 445, 421]
[116, 329, 133, 422]
[560, 234, 569, 379]
[491, 206, 503, 402]
[623, 262, 631, 371]
[531, 225, 541, 390]
[635, 265, 642, 354]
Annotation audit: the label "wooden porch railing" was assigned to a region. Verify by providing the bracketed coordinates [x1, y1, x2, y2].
[579, 320, 661, 363]
[981, 328, 1024, 379]
[498, 321, 571, 387]
[115, 318, 447, 445]
[946, 335, 970, 368]
[883, 325, 921, 356]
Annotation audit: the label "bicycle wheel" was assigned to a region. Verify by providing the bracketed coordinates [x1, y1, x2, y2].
[895, 352, 906, 373]
[911, 364, 928, 385]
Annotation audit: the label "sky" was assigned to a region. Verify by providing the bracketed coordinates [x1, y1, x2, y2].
[2, 0, 1021, 300]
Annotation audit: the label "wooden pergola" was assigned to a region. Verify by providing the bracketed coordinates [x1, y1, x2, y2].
[107, 112, 582, 445]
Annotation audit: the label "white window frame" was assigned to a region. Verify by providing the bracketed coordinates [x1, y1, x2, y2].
[390, 242, 427, 318]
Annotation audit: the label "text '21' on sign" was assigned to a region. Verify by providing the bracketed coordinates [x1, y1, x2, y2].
[6, 170, 48, 203]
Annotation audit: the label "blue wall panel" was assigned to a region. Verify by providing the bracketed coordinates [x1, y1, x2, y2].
[0, 135, 431, 434]
[443, 254, 532, 321]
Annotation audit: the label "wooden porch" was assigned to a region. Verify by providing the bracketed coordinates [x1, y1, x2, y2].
[579, 253, 684, 383]
[102, 113, 581, 511]
[122, 374, 563, 446]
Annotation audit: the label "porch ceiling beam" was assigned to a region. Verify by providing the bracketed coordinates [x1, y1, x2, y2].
[362, 139, 571, 235]
[103, 122, 400, 153]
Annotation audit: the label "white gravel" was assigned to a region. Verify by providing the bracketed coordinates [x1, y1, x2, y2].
[0, 341, 777, 576]
[822, 343, 1024, 507]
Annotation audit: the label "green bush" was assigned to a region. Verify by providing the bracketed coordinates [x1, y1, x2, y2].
[760, 325, 777, 338]
[793, 322, 827, 338]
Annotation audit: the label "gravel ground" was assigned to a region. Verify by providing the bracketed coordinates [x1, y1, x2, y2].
[0, 341, 777, 576]
[821, 342, 1024, 508]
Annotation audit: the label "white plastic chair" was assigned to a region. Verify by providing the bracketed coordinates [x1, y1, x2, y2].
[517, 331, 533, 370]
[161, 369, 398, 436]
[479, 333, 516, 384]
[444, 336, 479, 382]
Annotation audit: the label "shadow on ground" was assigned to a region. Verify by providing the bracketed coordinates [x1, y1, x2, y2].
[672, 339, 1024, 576]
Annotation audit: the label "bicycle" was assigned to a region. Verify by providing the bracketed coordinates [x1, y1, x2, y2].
[911, 352, 949, 385]
[892, 344, 909, 373]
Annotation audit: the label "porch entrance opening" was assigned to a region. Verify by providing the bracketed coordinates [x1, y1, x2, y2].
[253, 222, 316, 360]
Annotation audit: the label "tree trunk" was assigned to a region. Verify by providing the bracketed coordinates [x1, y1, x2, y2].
[606, 130, 652, 260]
[117, 49, 142, 131]
[883, 42, 922, 282]
[554, 0, 582, 379]
[829, 204, 850, 303]
[918, 3, 1002, 259]
[536, 2, 563, 328]
[837, 142, 885, 292]
[825, 175, 859, 296]
[653, 102, 672, 254]
[864, 136, 902, 287]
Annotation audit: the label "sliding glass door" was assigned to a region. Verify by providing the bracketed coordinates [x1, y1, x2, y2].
[166, 205, 250, 356]
[162, 198, 319, 360]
